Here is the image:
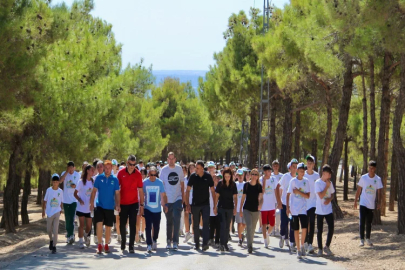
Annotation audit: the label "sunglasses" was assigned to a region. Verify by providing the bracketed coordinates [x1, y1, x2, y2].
[128, 163, 136, 167]
[150, 174, 157, 177]
[251, 174, 259, 176]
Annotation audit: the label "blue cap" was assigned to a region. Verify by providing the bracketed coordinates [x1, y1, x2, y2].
[207, 161, 216, 167]
[230, 162, 236, 166]
[51, 173, 60, 181]
[112, 159, 118, 166]
[290, 158, 298, 164]
[236, 169, 244, 175]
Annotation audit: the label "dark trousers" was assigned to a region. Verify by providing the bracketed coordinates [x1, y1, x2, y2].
[219, 208, 233, 246]
[92, 207, 97, 236]
[63, 202, 77, 238]
[359, 205, 373, 240]
[192, 205, 210, 246]
[119, 203, 139, 249]
[305, 207, 316, 244]
[317, 213, 334, 248]
[280, 204, 295, 243]
[209, 215, 221, 244]
[144, 209, 161, 245]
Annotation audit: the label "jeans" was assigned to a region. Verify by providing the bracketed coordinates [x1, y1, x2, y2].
[165, 199, 182, 244]
[119, 203, 138, 249]
[305, 207, 316, 244]
[144, 209, 162, 245]
[219, 208, 233, 246]
[317, 213, 334, 248]
[243, 209, 260, 248]
[359, 205, 373, 239]
[191, 204, 210, 246]
[209, 215, 220, 244]
[63, 202, 77, 238]
[280, 204, 295, 243]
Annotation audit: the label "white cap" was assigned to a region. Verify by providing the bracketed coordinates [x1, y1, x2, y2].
[287, 162, 291, 170]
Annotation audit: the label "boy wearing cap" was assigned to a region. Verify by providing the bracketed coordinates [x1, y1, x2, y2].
[354, 160, 382, 247]
[60, 161, 80, 244]
[304, 155, 319, 254]
[315, 164, 335, 256]
[287, 162, 310, 259]
[42, 174, 63, 254]
[270, 160, 283, 236]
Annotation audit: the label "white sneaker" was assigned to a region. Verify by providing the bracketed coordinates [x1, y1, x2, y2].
[258, 227, 262, 233]
[290, 242, 297, 252]
[285, 239, 290, 247]
[147, 245, 152, 253]
[359, 239, 365, 247]
[173, 243, 178, 251]
[366, 239, 373, 246]
[304, 242, 308, 252]
[266, 235, 270, 246]
[117, 234, 121, 243]
[324, 246, 334, 256]
[301, 246, 306, 257]
[79, 241, 84, 249]
[264, 238, 268, 248]
[297, 250, 302, 259]
[152, 241, 157, 251]
[108, 238, 111, 245]
[307, 244, 314, 254]
[279, 235, 284, 248]
[85, 235, 90, 247]
[68, 235, 74, 244]
[94, 235, 98, 244]
[166, 242, 172, 250]
[184, 232, 192, 243]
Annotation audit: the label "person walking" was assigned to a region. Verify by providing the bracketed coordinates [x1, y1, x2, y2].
[186, 160, 215, 251]
[239, 168, 263, 254]
[270, 160, 283, 236]
[304, 155, 319, 254]
[235, 171, 246, 246]
[160, 152, 185, 250]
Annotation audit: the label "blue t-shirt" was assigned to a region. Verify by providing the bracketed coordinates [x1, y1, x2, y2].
[143, 178, 165, 213]
[94, 173, 119, 210]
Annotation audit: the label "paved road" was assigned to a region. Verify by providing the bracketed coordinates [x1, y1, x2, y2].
[5, 215, 343, 270]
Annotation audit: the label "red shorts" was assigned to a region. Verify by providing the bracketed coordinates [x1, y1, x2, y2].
[261, 210, 275, 226]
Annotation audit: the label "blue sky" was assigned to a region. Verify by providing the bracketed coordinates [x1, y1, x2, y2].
[52, 0, 289, 70]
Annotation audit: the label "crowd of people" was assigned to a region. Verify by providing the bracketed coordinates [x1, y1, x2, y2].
[42, 152, 383, 259]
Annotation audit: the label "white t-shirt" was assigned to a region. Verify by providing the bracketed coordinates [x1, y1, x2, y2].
[61, 171, 80, 204]
[75, 179, 94, 213]
[271, 172, 283, 182]
[160, 165, 185, 203]
[278, 173, 294, 205]
[44, 187, 63, 217]
[260, 176, 278, 211]
[287, 177, 310, 215]
[358, 173, 383, 209]
[305, 170, 319, 210]
[236, 181, 245, 212]
[315, 179, 335, 215]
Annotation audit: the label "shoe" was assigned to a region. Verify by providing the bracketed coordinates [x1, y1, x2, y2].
[238, 239, 243, 246]
[104, 244, 110, 253]
[258, 227, 262, 233]
[117, 234, 121, 243]
[166, 242, 172, 250]
[241, 233, 245, 243]
[275, 230, 280, 236]
[108, 238, 111, 245]
[279, 235, 284, 248]
[317, 248, 323, 256]
[285, 239, 290, 247]
[68, 235, 74, 245]
[266, 234, 270, 246]
[173, 243, 178, 251]
[232, 226, 235, 234]
[147, 245, 152, 253]
[129, 246, 135, 253]
[290, 242, 297, 252]
[184, 232, 192, 243]
[152, 241, 157, 251]
[301, 245, 306, 257]
[194, 245, 200, 251]
[228, 234, 232, 241]
[52, 246, 56, 254]
[94, 235, 98, 245]
[202, 245, 209, 251]
[220, 245, 225, 252]
[85, 235, 90, 247]
[208, 239, 214, 246]
[308, 244, 314, 254]
[97, 244, 103, 254]
[179, 230, 184, 236]
[366, 239, 373, 246]
[304, 242, 308, 252]
[324, 246, 334, 256]
[248, 245, 253, 254]
[264, 238, 268, 248]
[49, 241, 53, 250]
[79, 241, 84, 249]
[297, 250, 302, 259]
[140, 234, 145, 242]
[359, 239, 365, 247]
[224, 244, 230, 251]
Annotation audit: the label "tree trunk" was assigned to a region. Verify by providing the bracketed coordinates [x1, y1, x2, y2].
[294, 111, 301, 159]
[369, 56, 377, 161]
[226, 148, 231, 164]
[21, 160, 32, 225]
[321, 85, 333, 169]
[353, 166, 358, 191]
[339, 164, 344, 183]
[361, 63, 369, 175]
[248, 103, 259, 168]
[328, 55, 353, 220]
[343, 137, 349, 201]
[393, 53, 405, 234]
[269, 82, 277, 163]
[3, 135, 24, 233]
[389, 149, 397, 211]
[311, 139, 318, 171]
[374, 52, 393, 223]
[280, 97, 293, 173]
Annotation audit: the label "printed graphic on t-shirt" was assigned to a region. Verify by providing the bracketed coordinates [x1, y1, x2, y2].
[264, 178, 275, 195]
[67, 180, 75, 189]
[85, 188, 92, 197]
[168, 172, 179, 186]
[146, 186, 159, 208]
[294, 187, 305, 198]
[50, 197, 59, 207]
[238, 188, 243, 199]
[365, 185, 375, 195]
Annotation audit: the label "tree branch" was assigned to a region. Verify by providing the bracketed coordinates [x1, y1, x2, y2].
[291, 101, 322, 113]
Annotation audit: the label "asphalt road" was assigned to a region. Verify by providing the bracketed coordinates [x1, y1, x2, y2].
[5, 214, 343, 270]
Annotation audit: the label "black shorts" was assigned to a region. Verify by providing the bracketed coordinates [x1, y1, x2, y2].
[94, 207, 114, 227]
[76, 211, 91, 218]
[292, 214, 308, 231]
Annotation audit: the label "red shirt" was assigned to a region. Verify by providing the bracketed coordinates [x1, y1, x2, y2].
[117, 167, 143, 205]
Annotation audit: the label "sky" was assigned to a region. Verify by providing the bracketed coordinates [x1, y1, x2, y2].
[52, 0, 289, 70]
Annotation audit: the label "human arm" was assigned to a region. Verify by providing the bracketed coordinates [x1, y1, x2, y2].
[258, 192, 263, 211]
[286, 193, 291, 216]
[210, 186, 217, 215]
[89, 187, 98, 212]
[317, 180, 331, 199]
[353, 186, 362, 209]
[185, 186, 191, 213]
[161, 192, 168, 213]
[74, 189, 84, 205]
[214, 192, 220, 214]
[275, 183, 283, 209]
[181, 181, 185, 204]
[324, 193, 334, 205]
[115, 190, 121, 213]
[59, 170, 68, 184]
[239, 194, 246, 216]
[233, 194, 237, 216]
[138, 187, 144, 215]
[293, 188, 310, 199]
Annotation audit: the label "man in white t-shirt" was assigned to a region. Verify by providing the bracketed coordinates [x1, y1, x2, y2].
[304, 155, 319, 254]
[235, 169, 246, 246]
[60, 161, 80, 244]
[315, 164, 335, 256]
[287, 162, 310, 259]
[160, 152, 184, 250]
[270, 160, 283, 236]
[354, 160, 383, 247]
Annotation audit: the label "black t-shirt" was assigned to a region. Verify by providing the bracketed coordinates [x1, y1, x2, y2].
[187, 171, 214, 206]
[215, 180, 238, 209]
[243, 182, 263, 212]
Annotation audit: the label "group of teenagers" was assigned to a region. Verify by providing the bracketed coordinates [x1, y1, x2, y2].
[42, 152, 383, 259]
